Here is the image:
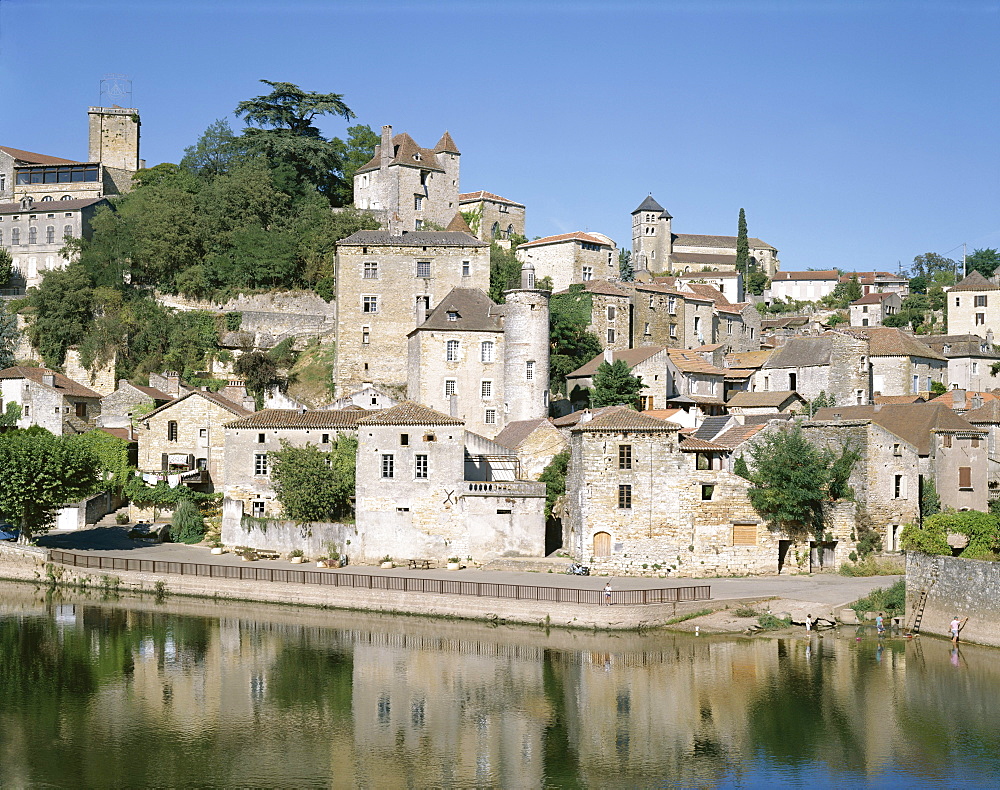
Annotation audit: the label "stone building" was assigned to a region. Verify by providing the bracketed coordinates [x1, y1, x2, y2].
[333, 229, 489, 395]
[136, 390, 253, 493]
[630, 195, 780, 277]
[552, 280, 632, 353]
[99, 380, 174, 429]
[353, 402, 546, 564]
[947, 272, 1000, 337]
[565, 347, 671, 410]
[757, 331, 871, 405]
[964, 399, 1000, 503]
[923, 333, 1000, 392]
[669, 271, 744, 303]
[844, 270, 910, 297]
[849, 327, 947, 398]
[457, 190, 525, 242]
[515, 232, 618, 293]
[664, 349, 727, 415]
[353, 126, 460, 233]
[633, 283, 715, 351]
[493, 418, 567, 481]
[0, 365, 102, 434]
[725, 390, 805, 416]
[768, 270, 840, 303]
[849, 292, 901, 327]
[676, 282, 761, 354]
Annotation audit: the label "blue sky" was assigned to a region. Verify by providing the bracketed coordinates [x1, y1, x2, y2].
[1, 0, 997, 273]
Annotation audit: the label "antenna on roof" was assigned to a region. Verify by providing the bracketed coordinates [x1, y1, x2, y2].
[99, 74, 132, 107]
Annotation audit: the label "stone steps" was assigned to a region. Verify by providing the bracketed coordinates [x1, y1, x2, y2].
[480, 556, 575, 574]
[95, 507, 130, 528]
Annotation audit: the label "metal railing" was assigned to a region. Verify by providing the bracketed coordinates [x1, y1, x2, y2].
[46, 550, 710, 606]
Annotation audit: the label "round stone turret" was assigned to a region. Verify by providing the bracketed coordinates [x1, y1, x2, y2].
[503, 264, 550, 423]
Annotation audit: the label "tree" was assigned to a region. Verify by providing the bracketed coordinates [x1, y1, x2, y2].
[0, 429, 99, 541]
[170, 498, 206, 543]
[69, 430, 134, 494]
[909, 252, 958, 288]
[328, 124, 380, 206]
[269, 436, 356, 522]
[488, 242, 522, 303]
[24, 262, 94, 368]
[905, 511, 1000, 559]
[235, 351, 283, 409]
[735, 208, 750, 277]
[0, 247, 12, 287]
[747, 270, 769, 296]
[549, 286, 603, 395]
[965, 248, 1000, 280]
[538, 450, 569, 520]
[0, 298, 18, 369]
[180, 118, 240, 178]
[920, 476, 940, 521]
[844, 275, 863, 303]
[618, 249, 634, 282]
[591, 359, 643, 408]
[737, 425, 859, 537]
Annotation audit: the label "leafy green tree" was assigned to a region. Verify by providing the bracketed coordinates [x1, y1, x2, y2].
[738, 426, 859, 537]
[806, 390, 835, 416]
[548, 286, 603, 395]
[489, 242, 522, 303]
[920, 476, 941, 521]
[618, 249, 634, 282]
[235, 351, 282, 409]
[844, 275, 863, 303]
[0, 428, 99, 541]
[180, 118, 240, 178]
[735, 208, 750, 276]
[909, 252, 957, 288]
[900, 521, 951, 556]
[538, 450, 569, 520]
[964, 248, 1000, 279]
[328, 124, 380, 206]
[908, 275, 927, 295]
[0, 248, 13, 286]
[0, 298, 18, 369]
[747, 270, 769, 296]
[69, 430, 134, 494]
[170, 498, 206, 543]
[0, 402, 21, 427]
[269, 436, 356, 522]
[928, 285, 946, 311]
[591, 359, 643, 408]
[24, 262, 94, 368]
[910, 511, 1000, 559]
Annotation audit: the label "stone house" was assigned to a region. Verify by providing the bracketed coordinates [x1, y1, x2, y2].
[493, 418, 568, 481]
[812, 402, 988, 514]
[725, 390, 805, 416]
[669, 271, 744, 303]
[964, 399, 1000, 503]
[457, 190, 525, 242]
[844, 270, 909, 297]
[630, 195, 780, 276]
[222, 408, 369, 520]
[758, 331, 871, 405]
[353, 126, 461, 233]
[664, 349, 727, 416]
[136, 390, 253, 493]
[334, 229, 490, 395]
[330, 383, 398, 411]
[633, 284, 715, 350]
[768, 270, 839, 303]
[565, 347, 671, 410]
[849, 292, 901, 327]
[515, 232, 618, 293]
[552, 280, 632, 353]
[923, 333, 1000, 392]
[354, 402, 546, 564]
[847, 327, 947, 397]
[0, 365, 102, 434]
[677, 282, 761, 354]
[564, 407, 851, 576]
[99, 380, 174, 429]
[947, 272, 1000, 337]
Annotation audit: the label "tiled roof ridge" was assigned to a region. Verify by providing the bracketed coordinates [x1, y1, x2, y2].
[458, 190, 524, 207]
[519, 231, 612, 248]
[357, 401, 464, 426]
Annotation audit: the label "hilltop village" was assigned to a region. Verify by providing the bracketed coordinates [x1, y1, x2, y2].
[2, 100, 999, 578]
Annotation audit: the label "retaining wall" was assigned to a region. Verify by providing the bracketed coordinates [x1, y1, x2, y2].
[906, 552, 1000, 647]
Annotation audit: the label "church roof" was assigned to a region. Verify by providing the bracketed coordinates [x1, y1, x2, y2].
[949, 271, 1000, 292]
[632, 195, 669, 216]
[337, 230, 487, 247]
[358, 401, 464, 427]
[674, 233, 776, 252]
[433, 131, 460, 154]
[412, 288, 502, 333]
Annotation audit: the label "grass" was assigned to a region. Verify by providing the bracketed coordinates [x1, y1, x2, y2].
[286, 339, 336, 407]
[756, 613, 792, 630]
[663, 608, 712, 625]
[734, 606, 759, 618]
[851, 578, 906, 616]
[839, 555, 906, 576]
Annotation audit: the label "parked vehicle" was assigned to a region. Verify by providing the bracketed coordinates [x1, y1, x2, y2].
[0, 523, 20, 542]
[567, 562, 590, 576]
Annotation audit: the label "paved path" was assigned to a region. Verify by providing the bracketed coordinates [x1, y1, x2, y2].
[37, 527, 900, 606]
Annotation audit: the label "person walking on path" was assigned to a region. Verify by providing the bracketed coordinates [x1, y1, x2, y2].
[951, 615, 968, 644]
[604, 582, 612, 606]
[876, 612, 886, 637]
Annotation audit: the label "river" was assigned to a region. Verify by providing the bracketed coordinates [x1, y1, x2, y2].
[0, 581, 997, 788]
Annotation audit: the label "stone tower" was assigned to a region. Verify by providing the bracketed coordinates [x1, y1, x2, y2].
[502, 261, 550, 423]
[88, 106, 141, 171]
[631, 194, 672, 273]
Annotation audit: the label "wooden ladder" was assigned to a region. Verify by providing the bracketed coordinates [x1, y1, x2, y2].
[904, 581, 934, 636]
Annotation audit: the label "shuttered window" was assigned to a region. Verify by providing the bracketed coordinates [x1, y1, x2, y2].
[733, 523, 757, 546]
[959, 467, 972, 489]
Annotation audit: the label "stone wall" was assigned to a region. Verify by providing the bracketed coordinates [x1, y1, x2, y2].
[221, 502, 355, 558]
[907, 552, 1000, 647]
[64, 347, 116, 396]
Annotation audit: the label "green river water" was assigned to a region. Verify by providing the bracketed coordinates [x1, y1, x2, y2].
[0, 581, 997, 788]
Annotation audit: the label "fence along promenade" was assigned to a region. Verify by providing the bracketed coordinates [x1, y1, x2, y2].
[47, 550, 711, 606]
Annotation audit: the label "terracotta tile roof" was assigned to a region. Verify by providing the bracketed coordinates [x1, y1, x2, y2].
[840, 271, 908, 284]
[811, 402, 983, 455]
[679, 436, 728, 451]
[573, 406, 680, 433]
[873, 394, 926, 405]
[771, 270, 839, 281]
[674, 271, 741, 280]
[337, 230, 487, 247]
[964, 400, 1000, 424]
[458, 190, 524, 207]
[684, 283, 730, 305]
[673, 233, 776, 252]
[225, 409, 369, 430]
[96, 427, 133, 441]
[724, 370, 755, 380]
[716, 302, 752, 315]
[640, 408, 684, 421]
[726, 390, 803, 408]
[949, 271, 1000, 292]
[682, 395, 726, 405]
[567, 347, 666, 379]
[851, 292, 896, 305]
[726, 350, 774, 370]
[493, 418, 551, 449]
[0, 197, 107, 215]
[0, 145, 81, 165]
[0, 365, 101, 399]
[357, 401, 464, 426]
[413, 287, 502, 333]
[845, 327, 947, 360]
[139, 390, 253, 422]
[667, 349, 726, 376]
[446, 212, 474, 233]
[635, 282, 685, 296]
[712, 423, 767, 448]
[928, 390, 1000, 410]
[552, 406, 618, 428]
[518, 232, 613, 249]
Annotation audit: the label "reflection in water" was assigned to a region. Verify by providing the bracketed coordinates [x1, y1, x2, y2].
[0, 583, 998, 787]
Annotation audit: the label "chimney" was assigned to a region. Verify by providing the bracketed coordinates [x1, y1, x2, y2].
[165, 371, 180, 396]
[956, 389, 967, 411]
[449, 393, 458, 417]
[243, 396, 257, 412]
[380, 125, 392, 169]
[603, 348, 613, 364]
[416, 299, 427, 325]
[42, 373, 55, 388]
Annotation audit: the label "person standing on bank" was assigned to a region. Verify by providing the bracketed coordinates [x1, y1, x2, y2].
[876, 612, 886, 637]
[951, 615, 968, 644]
[604, 582, 612, 606]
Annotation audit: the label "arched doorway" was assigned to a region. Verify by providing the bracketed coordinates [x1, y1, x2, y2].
[593, 531, 611, 557]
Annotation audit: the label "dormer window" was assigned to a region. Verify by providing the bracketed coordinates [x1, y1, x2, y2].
[446, 311, 459, 321]
[413, 152, 421, 161]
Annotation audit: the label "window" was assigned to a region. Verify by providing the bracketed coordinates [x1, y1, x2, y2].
[414, 195, 424, 211]
[400, 433, 409, 446]
[362, 295, 378, 313]
[481, 341, 494, 363]
[619, 445, 632, 470]
[481, 380, 492, 398]
[415, 219, 423, 230]
[446, 311, 459, 321]
[462, 260, 470, 276]
[63, 224, 72, 239]
[446, 340, 459, 361]
[976, 313, 985, 326]
[416, 260, 431, 278]
[644, 322, 651, 336]
[912, 375, 919, 393]
[11, 228, 19, 245]
[322, 434, 330, 444]
[28, 227, 36, 245]
[381, 454, 395, 479]
[789, 372, 797, 391]
[727, 319, 733, 335]
[701, 484, 715, 501]
[415, 454, 428, 479]
[669, 323, 677, 339]
[45, 226, 54, 243]
[693, 316, 701, 335]
[363, 261, 378, 279]
[252, 501, 265, 518]
[943, 434, 952, 448]
[607, 328, 616, 343]
[254, 454, 268, 476]
[491, 221, 500, 238]
[607, 305, 616, 321]
[582, 266, 593, 281]
[485, 408, 496, 425]
[959, 466, 972, 489]
[15, 164, 98, 185]
[976, 295, 988, 307]
[894, 474, 904, 498]
[167, 421, 178, 441]
[618, 484, 632, 509]
[668, 296, 676, 314]
[973, 362, 979, 375]
[444, 379, 456, 396]
[526, 360, 535, 380]
[362, 327, 370, 345]
[893, 443, 901, 456]
[955, 297, 961, 307]
[649, 295, 655, 309]
[733, 523, 757, 546]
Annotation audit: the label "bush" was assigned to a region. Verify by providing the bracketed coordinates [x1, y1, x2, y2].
[170, 499, 205, 544]
[839, 556, 905, 576]
[115, 511, 130, 525]
[734, 606, 759, 617]
[851, 579, 906, 616]
[757, 613, 792, 630]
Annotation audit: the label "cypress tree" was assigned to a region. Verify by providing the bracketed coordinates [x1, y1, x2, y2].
[736, 208, 750, 277]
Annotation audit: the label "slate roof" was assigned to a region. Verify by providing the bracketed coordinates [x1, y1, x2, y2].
[493, 418, 550, 449]
[726, 390, 803, 408]
[949, 271, 1000, 292]
[573, 406, 680, 433]
[356, 132, 452, 174]
[693, 415, 733, 441]
[139, 390, 253, 422]
[673, 233, 776, 252]
[762, 336, 834, 368]
[632, 195, 666, 215]
[0, 145, 81, 165]
[964, 400, 1000, 424]
[225, 409, 369, 430]
[0, 365, 101, 399]
[458, 190, 524, 207]
[413, 288, 502, 333]
[811, 403, 983, 455]
[131, 384, 173, 401]
[518, 232, 614, 249]
[357, 401, 464, 426]
[337, 230, 487, 247]
[567, 347, 666, 379]
[0, 197, 108, 215]
[434, 131, 460, 154]
[924, 335, 998, 358]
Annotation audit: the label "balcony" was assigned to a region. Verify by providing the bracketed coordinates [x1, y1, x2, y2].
[462, 480, 546, 498]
